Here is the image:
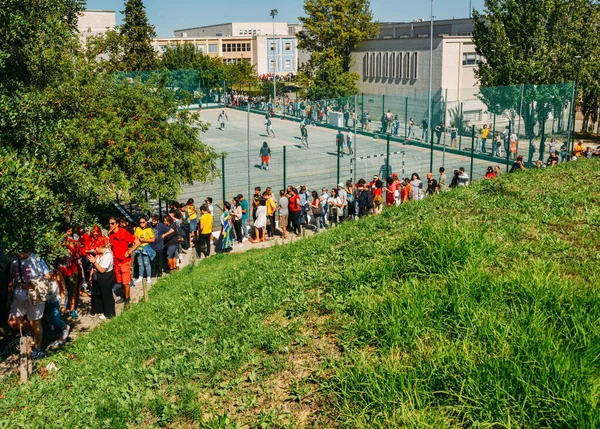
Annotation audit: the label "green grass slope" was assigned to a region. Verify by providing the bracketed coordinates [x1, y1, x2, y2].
[1, 161, 599, 428]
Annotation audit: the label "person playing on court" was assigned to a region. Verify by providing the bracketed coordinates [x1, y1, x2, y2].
[259, 142, 272, 171]
[218, 110, 228, 131]
[336, 129, 346, 155]
[300, 121, 308, 148]
[265, 113, 276, 138]
[347, 130, 354, 155]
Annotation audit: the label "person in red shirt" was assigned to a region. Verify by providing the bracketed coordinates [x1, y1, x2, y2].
[287, 186, 302, 236]
[108, 217, 140, 305]
[386, 173, 400, 206]
[56, 226, 81, 319]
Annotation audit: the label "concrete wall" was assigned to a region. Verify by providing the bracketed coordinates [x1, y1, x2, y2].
[350, 37, 444, 97]
[78, 10, 116, 42]
[175, 22, 289, 38]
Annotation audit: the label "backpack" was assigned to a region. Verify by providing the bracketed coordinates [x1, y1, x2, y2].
[347, 193, 355, 204]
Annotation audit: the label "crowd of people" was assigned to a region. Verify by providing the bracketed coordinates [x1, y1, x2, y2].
[2, 135, 597, 361]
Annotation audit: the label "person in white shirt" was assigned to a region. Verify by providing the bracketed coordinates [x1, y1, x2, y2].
[9, 252, 50, 359]
[457, 167, 470, 187]
[337, 183, 348, 221]
[87, 237, 116, 319]
[347, 131, 354, 155]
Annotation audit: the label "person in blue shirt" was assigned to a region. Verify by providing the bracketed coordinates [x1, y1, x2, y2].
[237, 194, 249, 240]
[336, 130, 346, 155]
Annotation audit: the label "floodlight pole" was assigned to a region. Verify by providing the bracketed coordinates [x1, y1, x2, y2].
[427, 0, 434, 168]
[569, 55, 582, 154]
[270, 9, 278, 115]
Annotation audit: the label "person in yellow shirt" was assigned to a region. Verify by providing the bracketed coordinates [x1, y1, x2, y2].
[198, 205, 213, 258]
[574, 140, 585, 159]
[185, 198, 198, 247]
[265, 188, 277, 239]
[480, 125, 489, 153]
[133, 216, 155, 284]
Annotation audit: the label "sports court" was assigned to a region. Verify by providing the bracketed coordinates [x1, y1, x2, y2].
[178, 107, 495, 210]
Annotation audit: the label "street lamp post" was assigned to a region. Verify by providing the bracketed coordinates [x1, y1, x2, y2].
[270, 9, 278, 115]
[568, 55, 582, 155]
[427, 0, 434, 173]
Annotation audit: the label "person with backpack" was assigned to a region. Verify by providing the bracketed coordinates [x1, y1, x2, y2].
[8, 251, 51, 359]
[162, 216, 181, 272]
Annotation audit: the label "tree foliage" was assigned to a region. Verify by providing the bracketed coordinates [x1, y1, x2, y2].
[0, 0, 218, 257]
[473, 0, 600, 138]
[297, 0, 379, 99]
[120, 0, 157, 71]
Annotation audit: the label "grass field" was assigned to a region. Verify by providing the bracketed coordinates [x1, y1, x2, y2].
[1, 160, 599, 428]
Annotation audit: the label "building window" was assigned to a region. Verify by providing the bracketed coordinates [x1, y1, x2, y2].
[411, 52, 418, 79]
[463, 110, 482, 121]
[375, 53, 381, 77]
[370, 52, 375, 77]
[285, 59, 292, 70]
[462, 52, 481, 66]
[247, 43, 251, 51]
[390, 53, 396, 77]
[196, 45, 204, 53]
[239, 30, 244, 35]
[284, 42, 292, 51]
[403, 53, 409, 78]
[270, 60, 276, 71]
[208, 44, 218, 53]
[364, 53, 370, 77]
[382, 53, 388, 78]
[396, 52, 402, 78]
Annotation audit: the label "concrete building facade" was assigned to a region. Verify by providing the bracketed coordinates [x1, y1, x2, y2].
[77, 10, 116, 43]
[174, 22, 290, 38]
[152, 34, 298, 75]
[350, 18, 487, 126]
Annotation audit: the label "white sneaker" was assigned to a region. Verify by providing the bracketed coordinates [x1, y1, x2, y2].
[176, 259, 181, 267]
[135, 277, 143, 283]
[99, 315, 107, 320]
[146, 277, 152, 285]
[61, 325, 71, 342]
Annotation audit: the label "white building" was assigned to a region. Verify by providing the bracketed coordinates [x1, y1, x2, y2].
[350, 18, 488, 126]
[174, 22, 290, 38]
[155, 22, 303, 76]
[77, 10, 116, 43]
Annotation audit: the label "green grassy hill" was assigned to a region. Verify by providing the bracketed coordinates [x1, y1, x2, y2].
[1, 161, 599, 428]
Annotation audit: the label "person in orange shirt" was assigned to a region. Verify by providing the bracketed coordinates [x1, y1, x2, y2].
[574, 140, 585, 158]
[400, 178, 413, 203]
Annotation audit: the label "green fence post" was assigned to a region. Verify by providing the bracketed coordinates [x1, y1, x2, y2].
[430, 125, 434, 173]
[404, 96, 409, 138]
[470, 125, 475, 180]
[459, 102, 463, 150]
[158, 198, 162, 219]
[361, 93, 364, 130]
[283, 146, 287, 190]
[337, 143, 341, 185]
[386, 135, 390, 177]
[382, 94, 386, 126]
[506, 122, 511, 172]
[493, 111, 496, 139]
[221, 154, 226, 205]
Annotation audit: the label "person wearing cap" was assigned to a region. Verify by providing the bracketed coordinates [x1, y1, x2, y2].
[369, 175, 379, 191]
[337, 183, 348, 221]
[87, 236, 116, 320]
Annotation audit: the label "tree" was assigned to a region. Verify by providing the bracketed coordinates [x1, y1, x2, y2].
[120, 0, 157, 71]
[472, 0, 600, 155]
[297, 0, 379, 99]
[0, 0, 218, 257]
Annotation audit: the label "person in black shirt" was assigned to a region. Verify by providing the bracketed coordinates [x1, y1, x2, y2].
[425, 172, 438, 196]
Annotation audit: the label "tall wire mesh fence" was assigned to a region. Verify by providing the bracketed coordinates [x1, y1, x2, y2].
[115, 77, 575, 226]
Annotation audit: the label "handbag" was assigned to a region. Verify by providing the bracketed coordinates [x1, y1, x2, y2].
[311, 205, 322, 216]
